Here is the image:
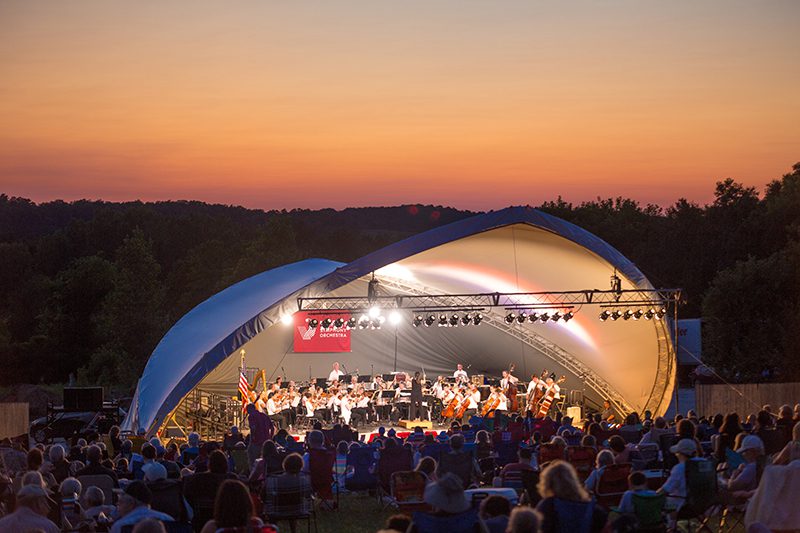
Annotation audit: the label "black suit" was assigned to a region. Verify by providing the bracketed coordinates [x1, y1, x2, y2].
[410, 378, 423, 420]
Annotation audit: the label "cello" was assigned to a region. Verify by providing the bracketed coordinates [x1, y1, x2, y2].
[442, 389, 461, 419]
[481, 388, 501, 418]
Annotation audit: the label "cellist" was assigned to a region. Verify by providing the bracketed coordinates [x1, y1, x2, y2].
[501, 367, 519, 413]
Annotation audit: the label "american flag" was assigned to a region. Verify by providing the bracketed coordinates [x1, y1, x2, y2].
[239, 371, 250, 411]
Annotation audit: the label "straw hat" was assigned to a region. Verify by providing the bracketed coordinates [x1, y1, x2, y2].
[423, 473, 469, 514]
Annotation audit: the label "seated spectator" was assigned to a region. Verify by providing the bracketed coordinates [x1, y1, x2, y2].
[616, 471, 656, 514]
[639, 416, 670, 445]
[22, 447, 57, 489]
[81, 485, 115, 523]
[59, 476, 84, 530]
[507, 507, 541, 533]
[334, 440, 349, 491]
[557, 416, 578, 436]
[584, 449, 614, 493]
[153, 443, 180, 479]
[110, 480, 174, 533]
[774, 421, 800, 465]
[302, 430, 326, 473]
[722, 435, 764, 498]
[499, 447, 535, 484]
[437, 434, 481, 489]
[183, 449, 236, 529]
[47, 444, 73, 483]
[580, 434, 597, 450]
[0, 484, 60, 533]
[479, 494, 512, 533]
[535, 461, 607, 533]
[409, 472, 473, 531]
[200, 479, 265, 533]
[78, 444, 120, 486]
[249, 440, 285, 489]
[262, 453, 312, 519]
[657, 438, 704, 511]
[381, 513, 412, 533]
[475, 430, 493, 460]
[132, 518, 167, 533]
[115, 457, 132, 480]
[415, 456, 437, 482]
[676, 418, 703, 456]
[607, 435, 633, 464]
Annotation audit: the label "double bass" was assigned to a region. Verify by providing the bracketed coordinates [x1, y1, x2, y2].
[536, 375, 566, 418]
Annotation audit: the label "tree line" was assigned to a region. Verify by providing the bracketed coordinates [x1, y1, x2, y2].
[0, 163, 797, 392]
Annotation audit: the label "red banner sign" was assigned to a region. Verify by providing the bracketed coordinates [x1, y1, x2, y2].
[293, 312, 351, 353]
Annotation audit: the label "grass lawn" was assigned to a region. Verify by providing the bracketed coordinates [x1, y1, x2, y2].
[311, 492, 399, 533]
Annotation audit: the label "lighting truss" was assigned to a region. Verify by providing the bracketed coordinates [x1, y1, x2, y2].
[298, 288, 681, 314]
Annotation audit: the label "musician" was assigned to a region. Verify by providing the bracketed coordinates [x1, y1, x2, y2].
[328, 362, 344, 383]
[431, 376, 446, 400]
[256, 391, 267, 413]
[601, 399, 616, 423]
[462, 384, 481, 424]
[410, 371, 424, 420]
[544, 375, 561, 401]
[373, 374, 385, 390]
[453, 364, 469, 384]
[527, 375, 543, 395]
[352, 391, 371, 426]
[303, 392, 325, 422]
[266, 392, 286, 429]
[373, 388, 390, 421]
[500, 370, 519, 390]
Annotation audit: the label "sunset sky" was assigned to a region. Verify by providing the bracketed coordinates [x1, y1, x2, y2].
[1, 1, 798, 210]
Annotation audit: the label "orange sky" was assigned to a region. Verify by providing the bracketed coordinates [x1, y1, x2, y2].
[1, 1, 798, 210]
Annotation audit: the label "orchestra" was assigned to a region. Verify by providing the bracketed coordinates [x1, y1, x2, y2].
[237, 360, 571, 433]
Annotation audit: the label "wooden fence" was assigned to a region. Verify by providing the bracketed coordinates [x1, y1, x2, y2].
[0, 402, 29, 439]
[695, 382, 800, 416]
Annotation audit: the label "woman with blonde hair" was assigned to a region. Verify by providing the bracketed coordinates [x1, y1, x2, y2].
[535, 460, 607, 533]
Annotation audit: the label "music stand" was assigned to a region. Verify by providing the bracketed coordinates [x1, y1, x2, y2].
[315, 378, 327, 388]
[357, 375, 371, 383]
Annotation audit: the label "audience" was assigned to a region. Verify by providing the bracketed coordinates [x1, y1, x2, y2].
[200, 479, 265, 533]
[507, 506, 541, 533]
[535, 461, 607, 532]
[0, 484, 60, 533]
[616, 470, 656, 514]
[480, 494, 512, 533]
[110, 480, 174, 533]
[773, 421, 800, 465]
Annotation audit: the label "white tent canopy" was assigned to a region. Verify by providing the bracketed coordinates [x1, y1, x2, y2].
[123, 207, 675, 435]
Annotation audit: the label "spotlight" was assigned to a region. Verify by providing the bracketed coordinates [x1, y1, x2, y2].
[563, 311, 574, 322]
[368, 306, 381, 319]
[656, 308, 667, 319]
[517, 312, 527, 324]
[622, 310, 633, 321]
[610, 311, 621, 321]
[346, 317, 357, 329]
[632, 310, 643, 321]
[307, 318, 318, 328]
[540, 313, 550, 323]
[425, 314, 436, 327]
[280, 314, 293, 326]
[388, 311, 401, 326]
[473, 313, 483, 325]
[358, 315, 370, 329]
[553, 312, 563, 322]
[371, 316, 385, 329]
[438, 314, 448, 327]
[505, 313, 516, 324]
[599, 311, 610, 321]
[644, 309, 655, 320]
[320, 318, 332, 329]
[529, 312, 539, 323]
[449, 314, 459, 327]
[412, 315, 423, 327]
[461, 314, 473, 326]
[333, 318, 345, 328]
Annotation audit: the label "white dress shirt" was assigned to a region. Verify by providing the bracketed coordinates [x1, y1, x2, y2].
[328, 369, 344, 382]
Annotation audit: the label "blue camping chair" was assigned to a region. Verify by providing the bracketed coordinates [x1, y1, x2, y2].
[344, 447, 378, 492]
[553, 498, 595, 533]
[412, 508, 480, 533]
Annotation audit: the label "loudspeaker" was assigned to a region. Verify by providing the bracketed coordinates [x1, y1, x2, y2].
[63, 387, 104, 412]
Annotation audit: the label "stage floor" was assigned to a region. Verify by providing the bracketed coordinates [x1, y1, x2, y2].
[283, 420, 452, 442]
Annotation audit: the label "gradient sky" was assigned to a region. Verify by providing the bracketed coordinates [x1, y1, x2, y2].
[1, 1, 798, 210]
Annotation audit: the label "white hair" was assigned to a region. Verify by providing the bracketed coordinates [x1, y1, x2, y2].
[82, 486, 105, 507]
[188, 432, 200, 446]
[49, 444, 65, 463]
[59, 477, 82, 498]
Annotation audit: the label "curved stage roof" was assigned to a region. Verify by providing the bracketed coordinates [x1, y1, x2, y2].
[122, 207, 676, 435]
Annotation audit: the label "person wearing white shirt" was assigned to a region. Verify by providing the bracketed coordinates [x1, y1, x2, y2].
[460, 384, 481, 423]
[266, 393, 286, 429]
[453, 364, 469, 384]
[431, 376, 445, 400]
[339, 394, 352, 425]
[303, 393, 324, 422]
[497, 391, 509, 412]
[328, 362, 345, 383]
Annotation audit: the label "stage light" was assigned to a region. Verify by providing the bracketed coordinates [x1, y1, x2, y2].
[358, 315, 370, 329]
[473, 313, 483, 325]
[656, 308, 667, 319]
[529, 312, 539, 323]
[563, 311, 574, 322]
[622, 310, 633, 321]
[333, 318, 345, 328]
[517, 312, 527, 324]
[540, 313, 550, 323]
[389, 311, 402, 326]
[644, 309, 655, 320]
[425, 314, 436, 327]
[505, 313, 516, 324]
[610, 311, 621, 321]
[551, 312, 562, 322]
[461, 314, 473, 326]
[371, 316, 385, 329]
[599, 311, 610, 321]
[307, 318, 319, 328]
[368, 306, 381, 319]
[632, 310, 643, 321]
[281, 314, 293, 326]
[346, 317, 357, 329]
[412, 315, 423, 327]
[449, 314, 459, 327]
[320, 318, 332, 329]
[438, 314, 448, 327]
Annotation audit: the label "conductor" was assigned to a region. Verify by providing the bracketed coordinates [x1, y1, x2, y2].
[410, 371, 423, 420]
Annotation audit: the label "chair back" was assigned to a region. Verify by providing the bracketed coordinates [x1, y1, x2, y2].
[521, 469, 541, 505]
[391, 470, 428, 510]
[539, 442, 565, 465]
[308, 448, 335, 500]
[494, 441, 519, 467]
[553, 497, 595, 533]
[411, 508, 480, 533]
[77, 474, 115, 505]
[629, 443, 660, 471]
[345, 447, 378, 491]
[262, 475, 312, 519]
[438, 450, 473, 489]
[682, 458, 718, 516]
[631, 492, 666, 528]
[759, 428, 790, 456]
[566, 446, 597, 480]
[658, 433, 679, 470]
[378, 447, 413, 492]
[147, 479, 186, 521]
[620, 428, 642, 444]
[420, 442, 446, 461]
[595, 463, 632, 508]
[230, 449, 250, 476]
